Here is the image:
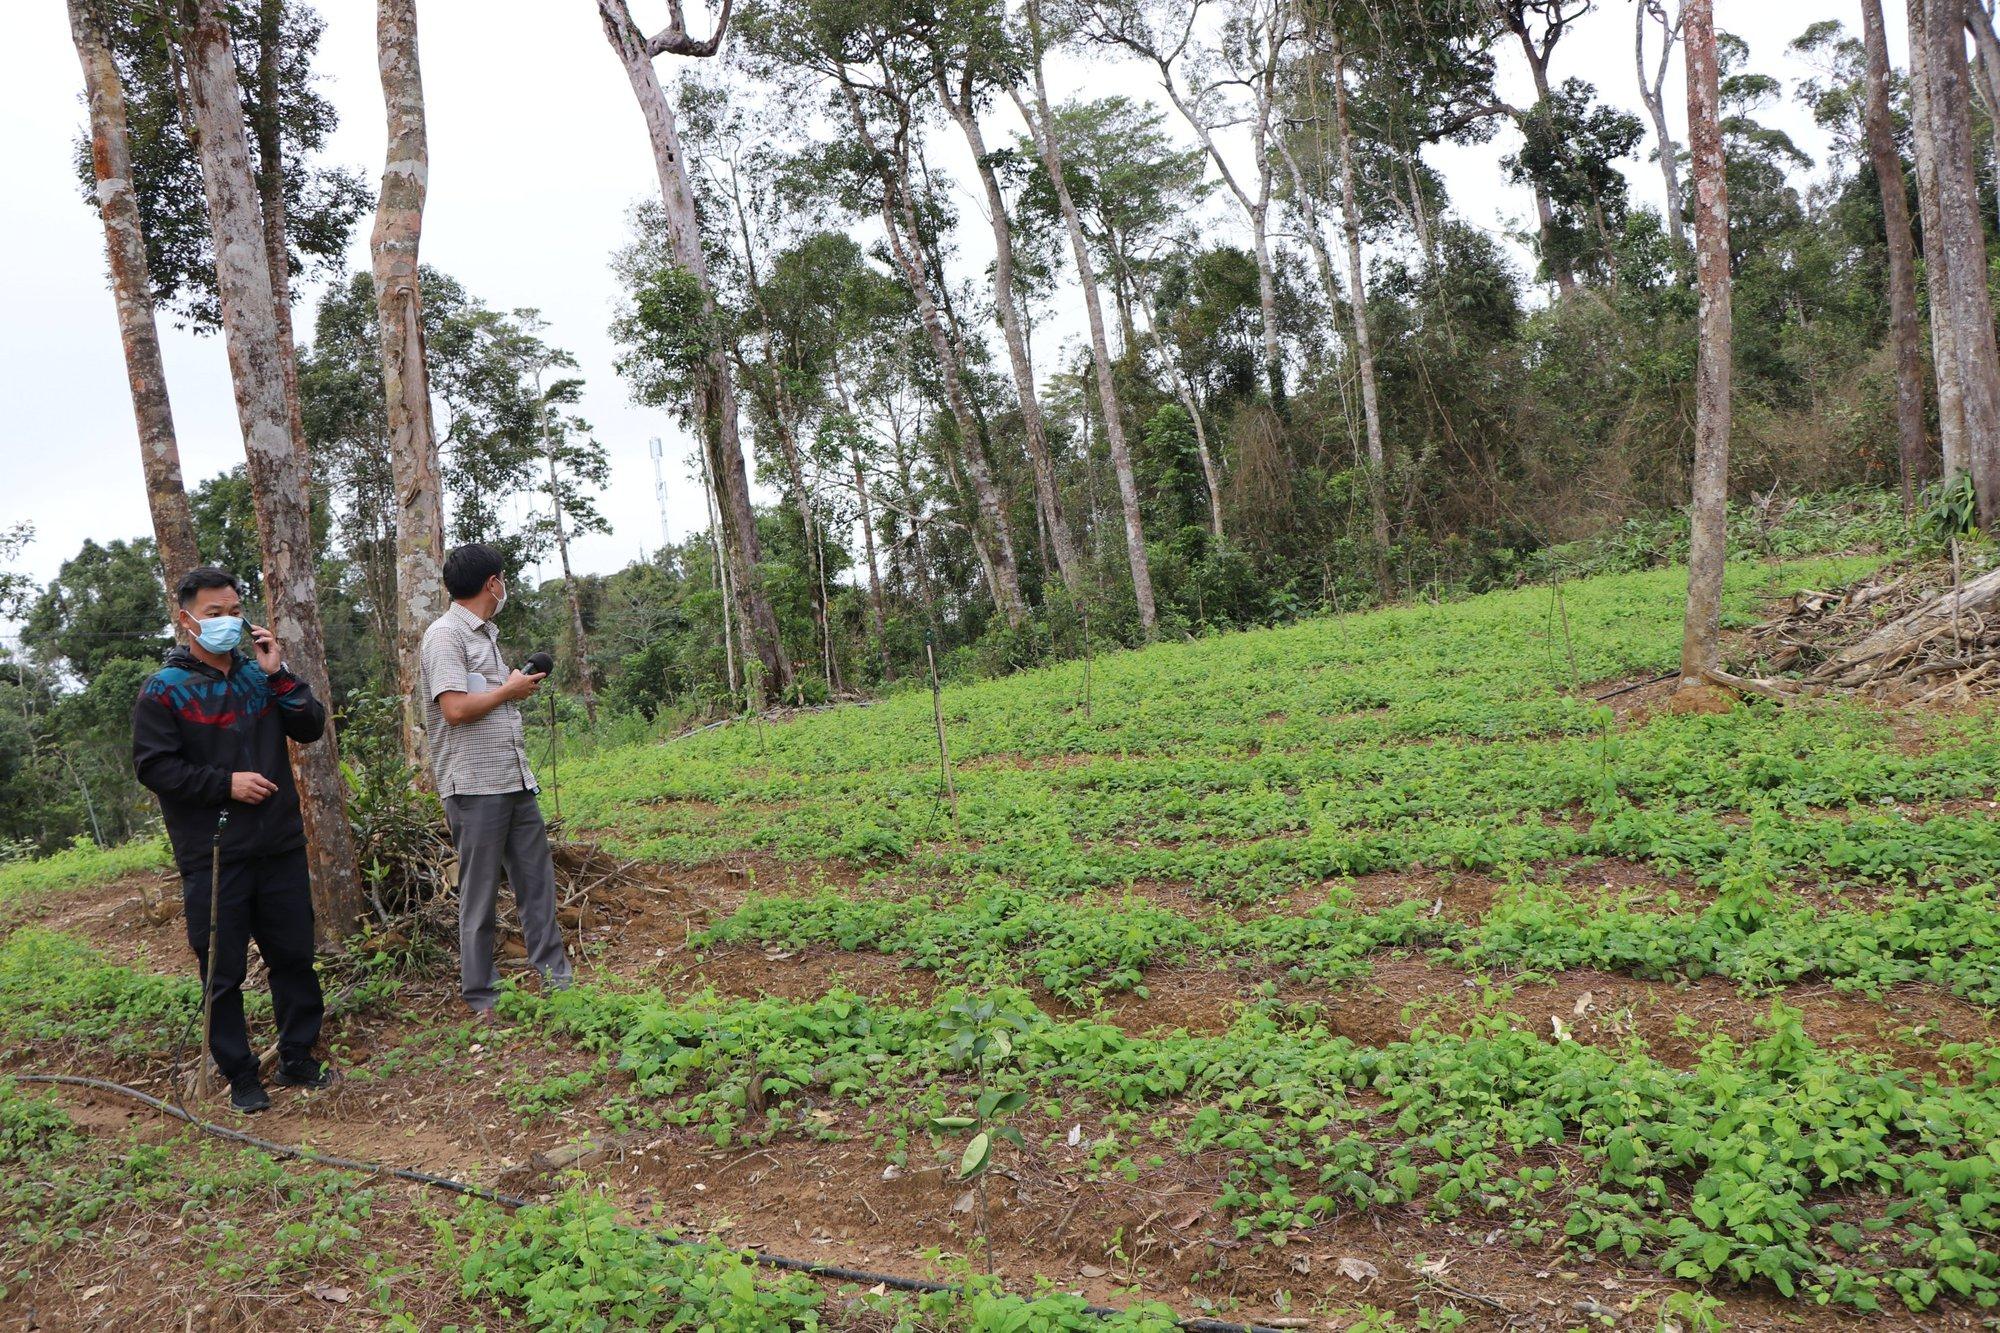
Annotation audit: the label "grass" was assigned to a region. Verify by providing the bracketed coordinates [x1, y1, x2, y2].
[0, 836, 168, 904]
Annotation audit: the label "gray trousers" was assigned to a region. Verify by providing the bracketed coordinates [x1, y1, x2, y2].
[444, 790, 573, 1010]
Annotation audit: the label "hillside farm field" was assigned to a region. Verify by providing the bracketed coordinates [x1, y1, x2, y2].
[10, 557, 2000, 1330]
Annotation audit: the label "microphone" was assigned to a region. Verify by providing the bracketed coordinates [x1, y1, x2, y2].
[523, 650, 554, 678]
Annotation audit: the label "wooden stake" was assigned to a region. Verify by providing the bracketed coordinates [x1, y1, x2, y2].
[925, 632, 958, 835]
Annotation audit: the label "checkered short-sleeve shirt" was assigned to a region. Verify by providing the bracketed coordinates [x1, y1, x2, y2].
[420, 602, 537, 798]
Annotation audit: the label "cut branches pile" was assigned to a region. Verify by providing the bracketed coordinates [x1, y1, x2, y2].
[1729, 551, 2000, 705]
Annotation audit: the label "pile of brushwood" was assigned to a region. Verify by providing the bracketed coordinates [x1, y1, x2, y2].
[1731, 546, 2000, 705]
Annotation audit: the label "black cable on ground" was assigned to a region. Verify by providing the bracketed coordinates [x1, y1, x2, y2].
[13, 1072, 1291, 1333]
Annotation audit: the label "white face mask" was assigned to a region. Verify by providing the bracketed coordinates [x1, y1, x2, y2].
[491, 580, 507, 614]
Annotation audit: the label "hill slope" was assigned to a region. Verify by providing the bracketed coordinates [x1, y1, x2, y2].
[7, 552, 2000, 1328]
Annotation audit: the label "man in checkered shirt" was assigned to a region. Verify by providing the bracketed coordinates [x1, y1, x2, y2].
[421, 543, 573, 1019]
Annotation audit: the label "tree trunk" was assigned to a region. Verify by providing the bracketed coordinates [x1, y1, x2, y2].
[1964, 2, 2000, 231]
[175, 0, 362, 943]
[1330, 33, 1393, 592]
[880, 189, 1021, 623]
[1908, 0, 1970, 481]
[743, 347, 829, 683]
[370, 0, 446, 776]
[1276, 130, 1342, 311]
[839, 82, 1026, 626]
[1860, 0, 1933, 514]
[596, 0, 789, 703]
[545, 451, 598, 725]
[1399, 149, 1437, 267]
[1250, 7, 1285, 406]
[1924, 0, 2000, 522]
[1015, 15, 1155, 633]
[250, 0, 309, 495]
[1678, 0, 1733, 686]
[1636, 0, 1689, 257]
[68, 0, 202, 600]
[935, 71, 1087, 599]
[725, 178, 833, 691]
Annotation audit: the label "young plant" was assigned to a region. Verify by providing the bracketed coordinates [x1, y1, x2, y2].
[930, 995, 1035, 1273]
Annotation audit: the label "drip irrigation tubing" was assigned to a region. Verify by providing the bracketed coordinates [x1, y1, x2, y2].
[14, 1072, 1292, 1333]
[1591, 670, 1676, 701]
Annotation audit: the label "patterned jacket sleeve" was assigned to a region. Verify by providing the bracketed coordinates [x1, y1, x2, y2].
[132, 682, 232, 806]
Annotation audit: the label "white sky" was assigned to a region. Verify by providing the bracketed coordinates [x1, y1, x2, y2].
[1, 1, 1879, 613]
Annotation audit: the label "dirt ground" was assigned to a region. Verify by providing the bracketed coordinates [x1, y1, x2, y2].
[0, 863, 1982, 1332]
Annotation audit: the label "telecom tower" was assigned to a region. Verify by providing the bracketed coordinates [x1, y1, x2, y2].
[648, 436, 671, 555]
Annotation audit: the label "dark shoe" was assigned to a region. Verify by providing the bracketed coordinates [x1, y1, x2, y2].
[230, 1080, 271, 1114]
[274, 1060, 332, 1090]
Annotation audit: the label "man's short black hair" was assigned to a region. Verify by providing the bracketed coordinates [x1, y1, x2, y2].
[175, 566, 242, 607]
[443, 543, 506, 600]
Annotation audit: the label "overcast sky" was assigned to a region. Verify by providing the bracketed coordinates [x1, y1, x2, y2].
[2, 1, 1885, 621]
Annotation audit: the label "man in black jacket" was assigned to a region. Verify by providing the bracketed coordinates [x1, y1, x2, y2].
[132, 566, 331, 1113]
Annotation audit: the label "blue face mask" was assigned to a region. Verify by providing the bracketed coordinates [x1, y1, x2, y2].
[190, 615, 244, 654]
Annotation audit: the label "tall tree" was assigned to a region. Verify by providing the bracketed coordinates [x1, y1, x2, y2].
[597, 0, 793, 703]
[534, 377, 608, 725]
[1332, 30, 1392, 587]
[676, 90, 840, 681]
[1043, 95, 1223, 541]
[927, 15, 1089, 600]
[1492, 0, 1591, 295]
[1911, 0, 2000, 519]
[833, 62, 1030, 625]
[247, 0, 311, 480]
[1634, 0, 1688, 256]
[67, 0, 201, 599]
[1905, 0, 1967, 480]
[1678, 0, 1732, 685]
[1084, 0, 1291, 405]
[173, 0, 362, 939]
[1015, 0, 1157, 632]
[1858, 0, 1930, 514]
[370, 0, 446, 774]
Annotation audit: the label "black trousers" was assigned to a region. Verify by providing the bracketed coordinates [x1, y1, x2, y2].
[182, 847, 323, 1085]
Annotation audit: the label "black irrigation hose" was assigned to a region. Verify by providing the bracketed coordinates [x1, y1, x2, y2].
[14, 1072, 1291, 1333]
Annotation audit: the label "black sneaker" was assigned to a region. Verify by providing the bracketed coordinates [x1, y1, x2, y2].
[274, 1060, 333, 1090]
[229, 1080, 271, 1114]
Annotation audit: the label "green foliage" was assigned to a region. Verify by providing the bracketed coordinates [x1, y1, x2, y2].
[610, 234, 722, 421]
[493, 968, 2000, 1312]
[0, 836, 169, 903]
[73, 0, 371, 330]
[0, 930, 205, 1057]
[21, 538, 171, 682]
[1924, 474, 1980, 541]
[439, 1185, 824, 1329]
[499, 550, 2000, 1312]
[338, 691, 453, 918]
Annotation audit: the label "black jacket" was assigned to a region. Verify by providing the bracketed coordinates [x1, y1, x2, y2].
[132, 646, 327, 878]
